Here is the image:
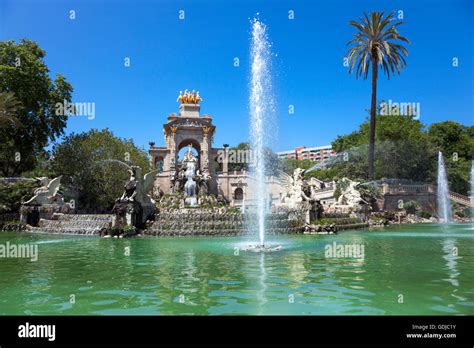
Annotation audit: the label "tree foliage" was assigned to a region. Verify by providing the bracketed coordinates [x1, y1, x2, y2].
[0, 181, 38, 213]
[50, 129, 150, 212]
[346, 11, 410, 179]
[279, 158, 314, 175]
[227, 142, 280, 175]
[0, 39, 73, 176]
[314, 117, 473, 195]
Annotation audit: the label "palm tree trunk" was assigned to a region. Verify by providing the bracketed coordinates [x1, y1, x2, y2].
[368, 56, 378, 180]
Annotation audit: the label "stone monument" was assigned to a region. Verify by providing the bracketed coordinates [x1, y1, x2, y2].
[20, 176, 72, 226]
[112, 166, 158, 228]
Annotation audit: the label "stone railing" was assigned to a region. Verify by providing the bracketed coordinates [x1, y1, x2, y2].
[380, 183, 471, 206]
[381, 184, 435, 194]
[448, 191, 471, 206]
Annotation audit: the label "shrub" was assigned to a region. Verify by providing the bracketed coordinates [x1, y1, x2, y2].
[403, 200, 421, 215]
[418, 211, 432, 219]
[0, 181, 38, 213]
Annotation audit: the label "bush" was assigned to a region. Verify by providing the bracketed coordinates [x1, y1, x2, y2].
[312, 217, 361, 225]
[403, 200, 421, 214]
[455, 207, 470, 218]
[418, 211, 432, 219]
[0, 181, 38, 213]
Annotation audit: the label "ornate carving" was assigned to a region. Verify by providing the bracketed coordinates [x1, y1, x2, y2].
[170, 125, 178, 134]
[177, 89, 203, 105]
[23, 176, 65, 206]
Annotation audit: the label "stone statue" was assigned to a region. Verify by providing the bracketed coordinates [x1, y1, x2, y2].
[277, 168, 311, 209]
[113, 166, 159, 228]
[119, 166, 158, 205]
[196, 169, 210, 195]
[23, 176, 65, 206]
[120, 170, 138, 202]
[329, 177, 368, 214]
[336, 178, 365, 207]
[183, 144, 197, 163]
[182, 146, 198, 206]
[152, 183, 164, 202]
[20, 176, 71, 226]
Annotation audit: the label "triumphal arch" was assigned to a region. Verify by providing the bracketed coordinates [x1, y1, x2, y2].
[149, 90, 285, 205]
[149, 90, 224, 197]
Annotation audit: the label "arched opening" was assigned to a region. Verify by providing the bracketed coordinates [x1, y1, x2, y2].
[234, 187, 244, 201]
[154, 156, 164, 172]
[177, 139, 201, 169]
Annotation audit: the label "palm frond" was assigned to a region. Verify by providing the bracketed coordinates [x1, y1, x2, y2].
[345, 11, 410, 80]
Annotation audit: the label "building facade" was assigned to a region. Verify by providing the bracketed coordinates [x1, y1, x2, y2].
[148, 93, 288, 207]
[277, 145, 337, 162]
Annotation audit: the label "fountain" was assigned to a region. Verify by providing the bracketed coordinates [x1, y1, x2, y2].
[183, 145, 198, 206]
[437, 151, 452, 223]
[470, 160, 474, 222]
[248, 17, 275, 249]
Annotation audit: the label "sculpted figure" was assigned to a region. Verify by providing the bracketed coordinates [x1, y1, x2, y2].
[277, 168, 311, 208]
[195, 91, 202, 104]
[118, 166, 158, 205]
[177, 91, 184, 103]
[177, 89, 202, 105]
[24, 176, 64, 205]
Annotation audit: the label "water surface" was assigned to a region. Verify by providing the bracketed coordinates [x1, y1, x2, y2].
[0, 223, 473, 315]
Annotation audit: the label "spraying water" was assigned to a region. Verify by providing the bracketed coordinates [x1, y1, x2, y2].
[437, 151, 452, 223]
[249, 18, 275, 247]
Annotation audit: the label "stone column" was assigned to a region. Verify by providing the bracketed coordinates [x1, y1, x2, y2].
[169, 126, 178, 172]
[202, 127, 211, 171]
[223, 145, 229, 175]
[149, 155, 155, 170]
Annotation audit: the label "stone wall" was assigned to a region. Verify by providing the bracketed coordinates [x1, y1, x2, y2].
[146, 208, 301, 236]
[379, 193, 437, 214]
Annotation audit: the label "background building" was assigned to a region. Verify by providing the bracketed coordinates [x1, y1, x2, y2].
[277, 146, 337, 162]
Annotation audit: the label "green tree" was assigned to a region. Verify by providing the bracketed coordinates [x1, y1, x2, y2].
[50, 129, 150, 212]
[428, 121, 474, 158]
[227, 142, 280, 175]
[0, 180, 38, 213]
[0, 39, 73, 176]
[279, 157, 313, 175]
[320, 115, 433, 183]
[0, 92, 23, 127]
[316, 118, 472, 195]
[346, 12, 410, 180]
[428, 121, 474, 195]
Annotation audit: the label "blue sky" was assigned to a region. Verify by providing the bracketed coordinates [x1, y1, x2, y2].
[1, 0, 472, 152]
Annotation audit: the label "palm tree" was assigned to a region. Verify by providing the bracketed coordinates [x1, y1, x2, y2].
[0, 91, 23, 127]
[346, 11, 410, 180]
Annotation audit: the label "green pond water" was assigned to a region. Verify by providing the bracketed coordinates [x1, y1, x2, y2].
[0, 223, 473, 315]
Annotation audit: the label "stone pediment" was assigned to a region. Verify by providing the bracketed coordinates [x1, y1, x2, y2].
[167, 117, 212, 128]
[164, 117, 215, 136]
